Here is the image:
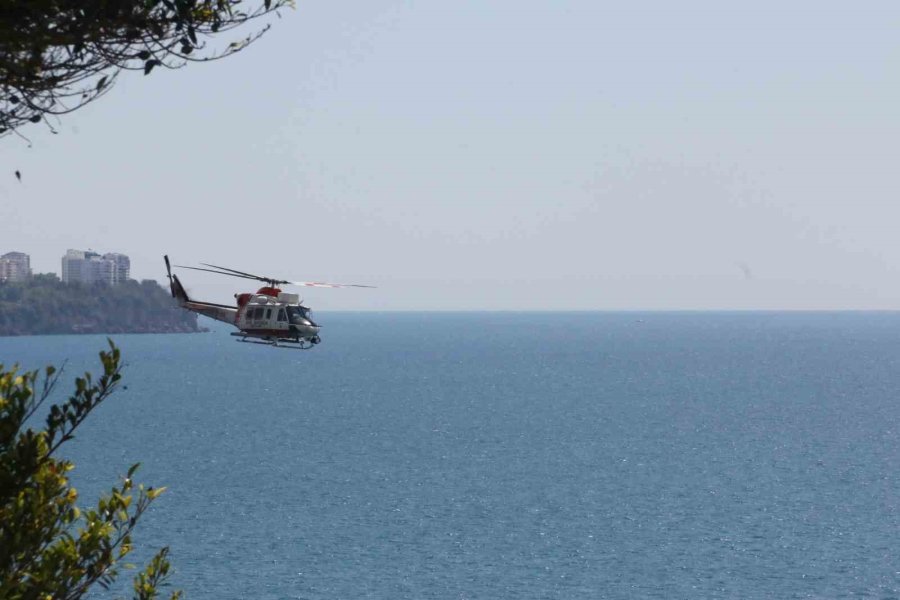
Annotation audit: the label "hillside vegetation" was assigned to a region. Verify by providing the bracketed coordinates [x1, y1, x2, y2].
[0, 274, 200, 336]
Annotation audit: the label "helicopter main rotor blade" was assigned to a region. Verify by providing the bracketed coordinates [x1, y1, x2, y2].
[289, 281, 377, 289]
[200, 263, 277, 283]
[174, 265, 261, 282]
[179, 262, 375, 289]
[200, 262, 373, 288]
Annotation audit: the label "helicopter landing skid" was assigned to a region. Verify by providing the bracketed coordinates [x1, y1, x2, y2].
[231, 333, 318, 350]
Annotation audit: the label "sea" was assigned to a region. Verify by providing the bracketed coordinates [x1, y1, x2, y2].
[2, 312, 900, 599]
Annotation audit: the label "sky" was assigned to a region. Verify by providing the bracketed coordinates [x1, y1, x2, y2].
[2, 1, 899, 310]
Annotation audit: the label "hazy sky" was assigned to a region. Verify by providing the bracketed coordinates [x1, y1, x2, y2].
[2, 1, 899, 310]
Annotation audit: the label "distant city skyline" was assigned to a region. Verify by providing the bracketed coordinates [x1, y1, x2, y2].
[2, 1, 899, 310]
[1, 249, 131, 285]
[61, 249, 131, 285]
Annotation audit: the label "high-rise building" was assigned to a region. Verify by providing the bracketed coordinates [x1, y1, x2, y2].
[62, 249, 91, 283]
[103, 253, 130, 284]
[61, 249, 130, 285]
[0, 251, 31, 282]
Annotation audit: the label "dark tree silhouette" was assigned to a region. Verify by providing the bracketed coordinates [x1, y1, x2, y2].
[0, 0, 291, 137]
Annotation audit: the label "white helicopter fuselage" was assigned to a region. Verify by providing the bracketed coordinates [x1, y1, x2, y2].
[237, 292, 320, 340]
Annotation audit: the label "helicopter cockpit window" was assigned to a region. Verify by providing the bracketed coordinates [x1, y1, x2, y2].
[277, 309, 287, 322]
[286, 306, 310, 324]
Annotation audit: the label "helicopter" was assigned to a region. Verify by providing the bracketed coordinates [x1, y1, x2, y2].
[164, 255, 374, 349]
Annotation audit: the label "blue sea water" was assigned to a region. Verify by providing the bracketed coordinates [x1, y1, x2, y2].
[3, 312, 900, 599]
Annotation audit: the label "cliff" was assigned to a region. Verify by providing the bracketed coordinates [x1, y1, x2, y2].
[0, 274, 201, 336]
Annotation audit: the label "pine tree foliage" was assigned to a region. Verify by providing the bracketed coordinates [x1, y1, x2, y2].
[0, 0, 292, 137]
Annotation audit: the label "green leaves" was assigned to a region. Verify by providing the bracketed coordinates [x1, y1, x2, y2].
[134, 547, 182, 600]
[0, 346, 178, 600]
[41, 342, 123, 455]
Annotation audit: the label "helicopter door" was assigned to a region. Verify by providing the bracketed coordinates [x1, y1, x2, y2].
[245, 306, 265, 327]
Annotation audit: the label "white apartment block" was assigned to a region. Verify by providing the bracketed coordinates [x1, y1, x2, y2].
[0, 251, 31, 282]
[103, 252, 131, 284]
[61, 249, 130, 285]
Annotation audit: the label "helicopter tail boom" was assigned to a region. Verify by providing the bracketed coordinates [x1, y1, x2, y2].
[165, 255, 239, 326]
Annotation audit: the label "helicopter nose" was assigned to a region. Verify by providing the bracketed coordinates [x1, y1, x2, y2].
[292, 321, 320, 338]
